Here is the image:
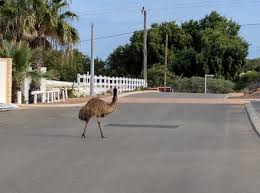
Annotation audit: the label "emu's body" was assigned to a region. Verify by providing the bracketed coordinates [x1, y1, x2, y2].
[78, 88, 118, 138]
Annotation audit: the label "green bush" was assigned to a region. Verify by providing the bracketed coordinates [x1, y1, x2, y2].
[172, 77, 234, 94]
[147, 63, 175, 87]
[236, 71, 260, 90]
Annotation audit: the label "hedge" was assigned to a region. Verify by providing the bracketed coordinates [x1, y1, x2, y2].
[172, 77, 234, 94]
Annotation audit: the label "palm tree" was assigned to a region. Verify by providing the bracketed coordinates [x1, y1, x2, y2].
[0, 41, 42, 103]
[0, 0, 26, 42]
[0, 0, 79, 90]
[24, 0, 79, 69]
[25, 0, 79, 90]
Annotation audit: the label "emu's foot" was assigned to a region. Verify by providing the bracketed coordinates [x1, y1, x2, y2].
[81, 133, 86, 138]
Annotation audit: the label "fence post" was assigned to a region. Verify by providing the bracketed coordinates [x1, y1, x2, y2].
[107, 77, 111, 90]
[65, 87, 68, 99]
[41, 93, 45, 103]
[17, 91, 22, 105]
[112, 77, 115, 89]
[77, 74, 80, 98]
[51, 92, 54, 103]
[126, 78, 129, 91]
[34, 94, 37, 104]
[53, 92, 56, 102]
[57, 90, 60, 102]
[47, 92, 50, 103]
[125, 78, 127, 91]
[129, 78, 132, 91]
[119, 77, 122, 93]
[115, 77, 119, 92]
[62, 89, 65, 102]
[85, 74, 89, 96]
[122, 77, 126, 92]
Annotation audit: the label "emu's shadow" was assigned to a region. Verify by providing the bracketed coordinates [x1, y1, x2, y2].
[105, 123, 181, 129]
[24, 133, 80, 138]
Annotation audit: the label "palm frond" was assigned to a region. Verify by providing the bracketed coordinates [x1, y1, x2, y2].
[43, 68, 60, 80]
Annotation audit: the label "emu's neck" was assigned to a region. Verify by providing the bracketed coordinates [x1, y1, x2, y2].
[109, 91, 118, 109]
[109, 95, 117, 106]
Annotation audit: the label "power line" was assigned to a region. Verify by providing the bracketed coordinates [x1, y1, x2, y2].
[78, 22, 260, 44]
[80, 31, 137, 42]
[241, 23, 260, 26]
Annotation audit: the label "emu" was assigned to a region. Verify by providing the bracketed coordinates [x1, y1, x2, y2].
[78, 88, 118, 138]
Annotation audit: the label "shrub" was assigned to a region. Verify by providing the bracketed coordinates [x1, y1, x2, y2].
[172, 76, 234, 94]
[147, 63, 175, 87]
[236, 70, 260, 91]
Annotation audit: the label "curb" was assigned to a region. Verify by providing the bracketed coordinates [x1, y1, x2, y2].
[224, 93, 230, 99]
[244, 102, 260, 137]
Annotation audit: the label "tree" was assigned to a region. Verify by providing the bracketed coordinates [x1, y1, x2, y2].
[106, 11, 248, 80]
[0, 0, 26, 42]
[243, 58, 260, 72]
[94, 58, 107, 76]
[106, 44, 141, 77]
[147, 63, 175, 87]
[46, 49, 107, 82]
[0, 0, 5, 6]
[25, 0, 79, 90]
[0, 0, 79, 89]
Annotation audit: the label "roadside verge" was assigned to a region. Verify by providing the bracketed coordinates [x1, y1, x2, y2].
[245, 102, 260, 137]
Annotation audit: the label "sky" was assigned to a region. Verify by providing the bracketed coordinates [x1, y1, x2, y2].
[70, 0, 260, 60]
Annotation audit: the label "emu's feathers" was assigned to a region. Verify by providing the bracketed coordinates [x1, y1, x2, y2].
[79, 98, 117, 121]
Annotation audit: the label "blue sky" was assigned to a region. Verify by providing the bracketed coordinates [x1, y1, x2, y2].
[70, 0, 260, 60]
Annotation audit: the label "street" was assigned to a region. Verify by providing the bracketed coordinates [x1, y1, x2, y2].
[0, 93, 260, 193]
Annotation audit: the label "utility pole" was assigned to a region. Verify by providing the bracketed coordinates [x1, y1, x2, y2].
[164, 34, 168, 92]
[141, 7, 147, 85]
[90, 23, 95, 96]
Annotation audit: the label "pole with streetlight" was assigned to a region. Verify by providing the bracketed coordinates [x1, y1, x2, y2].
[204, 74, 214, 94]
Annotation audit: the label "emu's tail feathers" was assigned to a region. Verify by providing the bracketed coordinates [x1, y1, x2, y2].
[79, 107, 91, 122]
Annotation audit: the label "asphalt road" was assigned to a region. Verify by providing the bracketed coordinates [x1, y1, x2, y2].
[0, 94, 260, 193]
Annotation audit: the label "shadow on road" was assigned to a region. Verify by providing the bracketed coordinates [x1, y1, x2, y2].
[105, 123, 181, 129]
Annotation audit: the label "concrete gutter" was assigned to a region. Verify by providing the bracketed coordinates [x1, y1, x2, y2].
[244, 102, 260, 137]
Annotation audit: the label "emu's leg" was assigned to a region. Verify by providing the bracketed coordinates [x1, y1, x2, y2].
[81, 121, 88, 138]
[97, 119, 105, 138]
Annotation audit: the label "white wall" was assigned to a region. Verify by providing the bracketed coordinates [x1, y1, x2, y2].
[0, 60, 7, 103]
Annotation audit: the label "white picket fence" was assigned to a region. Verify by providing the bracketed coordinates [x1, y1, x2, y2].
[20, 71, 146, 104]
[77, 74, 147, 97]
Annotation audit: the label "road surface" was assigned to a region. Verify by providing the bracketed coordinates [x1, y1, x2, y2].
[0, 93, 260, 193]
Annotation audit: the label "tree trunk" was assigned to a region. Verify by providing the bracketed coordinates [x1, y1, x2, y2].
[11, 80, 20, 103]
[29, 45, 44, 103]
